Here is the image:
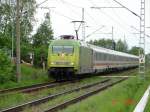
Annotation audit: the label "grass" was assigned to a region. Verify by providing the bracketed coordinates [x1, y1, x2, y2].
[0, 64, 51, 90]
[59, 70, 150, 112]
[144, 89, 150, 112]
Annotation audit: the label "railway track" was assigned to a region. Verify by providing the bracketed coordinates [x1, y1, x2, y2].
[0, 78, 127, 112]
[0, 81, 65, 95]
[0, 79, 110, 112]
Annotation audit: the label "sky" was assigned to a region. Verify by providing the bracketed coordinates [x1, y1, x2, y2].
[34, 0, 150, 54]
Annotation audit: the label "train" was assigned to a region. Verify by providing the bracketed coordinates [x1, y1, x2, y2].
[47, 35, 139, 80]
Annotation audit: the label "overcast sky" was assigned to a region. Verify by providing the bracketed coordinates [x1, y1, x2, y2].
[34, 0, 150, 53]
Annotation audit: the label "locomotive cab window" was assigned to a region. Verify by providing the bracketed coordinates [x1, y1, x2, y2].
[52, 46, 74, 54]
[63, 46, 74, 54]
[52, 46, 63, 54]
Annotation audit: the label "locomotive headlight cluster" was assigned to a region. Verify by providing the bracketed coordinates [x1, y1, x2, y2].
[51, 62, 55, 65]
[70, 62, 74, 65]
[51, 61, 74, 65]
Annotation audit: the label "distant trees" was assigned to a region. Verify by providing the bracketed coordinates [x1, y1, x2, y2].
[33, 13, 53, 47]
[128, 47, 139, 56]
[89, 39, 114, 49]
[88, 39, 142, 55]
[89, 39, 128, 53]
[116, 39, 128, 53]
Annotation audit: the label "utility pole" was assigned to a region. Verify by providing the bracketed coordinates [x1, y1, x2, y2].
[112, 26, 114, 49]
[112, 26, 116, 50]
[82, 8, 85, 41]
[71, 8, 85, 40]
[16, 0, 21, 82]
[72, 20, 84, 40]
[124, 34, 127, 52]
[139, 0, 145, 77]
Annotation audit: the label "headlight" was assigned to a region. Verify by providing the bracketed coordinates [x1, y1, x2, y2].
[70, 62, 74, 65]
[51, 62, 55, 64]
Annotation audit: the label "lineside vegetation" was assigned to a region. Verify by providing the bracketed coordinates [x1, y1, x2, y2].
[60, 70, 150, 112]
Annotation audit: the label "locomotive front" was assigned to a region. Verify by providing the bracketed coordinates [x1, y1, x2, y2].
[47, 37, 79, 80]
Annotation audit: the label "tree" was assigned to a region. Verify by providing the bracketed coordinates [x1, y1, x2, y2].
[129, 46, 139, 56]
[146, 54, 150, 66]
[89, 39, 115, 49]
[0, 50, 15, 84]
[32, 13, 53, 67]
[33, 13, 53, 47]
[0, 0, 36, 61]
[116, 39, 128, 52]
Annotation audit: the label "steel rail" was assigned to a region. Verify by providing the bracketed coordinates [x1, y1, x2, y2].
[0, 81, 59, 94]
[0, 79, 110, 112]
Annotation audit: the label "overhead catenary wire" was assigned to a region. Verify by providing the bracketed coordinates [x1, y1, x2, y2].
[86, 25, 105, 38]
[87, 0, 135, 39]
[105, 0, 138, 30]
[52, 10, 75, 20]
[36, 0, 49, 7]
[112, 0, 141, 18]
[58, 0, 82, 17]
[89, 0, 139, 36]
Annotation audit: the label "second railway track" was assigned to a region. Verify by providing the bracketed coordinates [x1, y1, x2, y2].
[1, 78, 127, 112]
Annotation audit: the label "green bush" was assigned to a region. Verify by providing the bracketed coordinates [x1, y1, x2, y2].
[0, 50, 15, 84]
[34, 45, 48, 67]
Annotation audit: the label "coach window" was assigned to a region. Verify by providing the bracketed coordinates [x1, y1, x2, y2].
[104, 53, 107, 61]
[111, 55, 113, 61]
[104, 54, 108, 61]
[107, 54, 109, 61]
[95, 53, 98, 60]
[100, 53, 103, 60]
[108, 54, 110, 61]
[115, 55, 118, 61]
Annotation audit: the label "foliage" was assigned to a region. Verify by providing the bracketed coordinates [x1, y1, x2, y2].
[33, 45, 48, 67]
[115, 39, 128, 52]
[0, 64, 49, 89]
[21, 43, 33, 63]
[129, 46, 139, 56]
[32, 13, 53, 67]
[0, 0, 36, 62]
[89, 39, 114, 49]
[0, 50, 15, 84]
[33, 13, 53, 47]
[146, 54, 150, 66]
[89, 39, 128, 52]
